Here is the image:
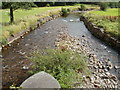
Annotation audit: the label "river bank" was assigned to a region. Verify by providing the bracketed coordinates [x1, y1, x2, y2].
[80, 13, 120, 53]
[55, 32, 120, 88]
[2, 13, 120, 89]
[1, 6, 78, 47]
[2, 17, 68, 88]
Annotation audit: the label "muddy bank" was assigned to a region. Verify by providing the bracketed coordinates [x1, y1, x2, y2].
[80, 16, 120, 53]
[55, 32, 120, 88]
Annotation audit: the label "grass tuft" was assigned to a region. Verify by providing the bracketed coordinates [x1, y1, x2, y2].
[28, 49, 90, 88]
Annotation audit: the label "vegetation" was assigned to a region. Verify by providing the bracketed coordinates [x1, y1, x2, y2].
[61, 8, 70, 16]
[80, 4, 86, 11]
[99, 2, 108, 11]
[90, 8, 119, 16]
[28, 49, 90, 88]
[108, 2, 120, 8]
[83, 8, 120, 39]
[1, 6, 78, 45]
[2, 2, 36, 23]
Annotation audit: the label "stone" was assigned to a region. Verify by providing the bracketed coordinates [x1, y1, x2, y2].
[109, 74, 117, 81]
[114, 65, 120, 69]
[22, 66, 29, 70]
[94, 65, 98, 69]
[19, 51, 26, 55]
[90, 76, 94, 83]
[99, 65, 103, 69]
[94, 84, 100, 88]
[0, 55, 3, 58]
[20, 71, 60, 88]
[82, 35, 85, 37]
[100, 74, 109, 79]
[105, 72, 110, 76]
[8, 44, 12, 46]
[104, 69, 108, 72]
[44, 31, 49, 34]
[25, 44, 29, 46]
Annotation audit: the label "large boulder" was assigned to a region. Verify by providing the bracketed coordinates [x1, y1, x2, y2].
[20, 71, 60, 89]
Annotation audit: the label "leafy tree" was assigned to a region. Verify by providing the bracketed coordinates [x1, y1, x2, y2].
[109, 2, 119, 8]
[99, 2, 108, 11]
[2, 2, 36, 23]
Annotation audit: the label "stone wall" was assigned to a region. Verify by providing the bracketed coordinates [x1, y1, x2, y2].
[80, 16, 120, 53]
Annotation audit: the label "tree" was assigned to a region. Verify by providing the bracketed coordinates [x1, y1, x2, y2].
[109, 2, 119, 8]
[2, 2, 36, 23]
[99, 2, 108, 11]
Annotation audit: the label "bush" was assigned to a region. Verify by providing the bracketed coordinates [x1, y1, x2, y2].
[109, 2, 119, 8]
[80, 5, 86, 11]
[99, 2, 108, 11]
[46, 3, 50, 7]
[61, 8, 69, 16]
[67, 8, 70, 12]
[28, 49, 90, 88]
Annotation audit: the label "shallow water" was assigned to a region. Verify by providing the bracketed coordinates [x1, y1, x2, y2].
[59, 13, 120, 80]
[2, 13, 120, 88]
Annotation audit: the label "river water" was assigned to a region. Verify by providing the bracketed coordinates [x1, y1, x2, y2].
[2, 13, 120, 88]
[60, 13, 120, 80]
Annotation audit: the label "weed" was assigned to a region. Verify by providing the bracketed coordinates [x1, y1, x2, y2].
[28, 49, 90, 88]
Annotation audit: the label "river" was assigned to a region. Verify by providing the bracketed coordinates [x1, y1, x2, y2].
[2, 13, 120, 88]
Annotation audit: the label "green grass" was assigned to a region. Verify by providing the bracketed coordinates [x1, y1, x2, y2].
[90, 8, 119, 16]
[1, 6, 79, 45]
[83, 8, 120, 39]
[74, 3, 99, 8]
[28, 49, 90, 88]
[1, 6, 78, 23]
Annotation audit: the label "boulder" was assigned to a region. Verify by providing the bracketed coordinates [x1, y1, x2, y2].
[20, 71, 60, 88]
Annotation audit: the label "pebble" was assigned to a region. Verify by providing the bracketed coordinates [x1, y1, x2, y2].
[55, 32, 119, 88]
[25, 44, 29, 46]
[0, 55, 3, 58]
[22, 66, 29, 70]
[44, 31, 49, 34]
[114, 65, 120, 69]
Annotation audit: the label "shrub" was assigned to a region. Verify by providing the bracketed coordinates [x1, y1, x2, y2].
[28, 49, 90, 88]
[80, 5, 86, 11]
[61, 8, 69, 16]
[67, 8, 70, 12]
[46, 4, 50, 7]
[99, 2, 108, 11]
[109, 2, 119, 8]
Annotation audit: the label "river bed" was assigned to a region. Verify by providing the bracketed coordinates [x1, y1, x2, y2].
[60, 13, 120, 80]
[2, 13, 120, 88]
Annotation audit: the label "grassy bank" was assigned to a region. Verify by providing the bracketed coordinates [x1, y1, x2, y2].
[74, 3, 99, 10]
[82, 8, 120, 39]
[1, 6, 78, 45]
[1, 6, 78, 23]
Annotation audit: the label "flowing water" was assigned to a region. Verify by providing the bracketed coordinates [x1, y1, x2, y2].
[2, 13, 120, 88]
[60, 13, 120, 79]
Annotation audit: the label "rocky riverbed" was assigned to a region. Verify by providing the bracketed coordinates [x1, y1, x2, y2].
[55, 32, 120, 88]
